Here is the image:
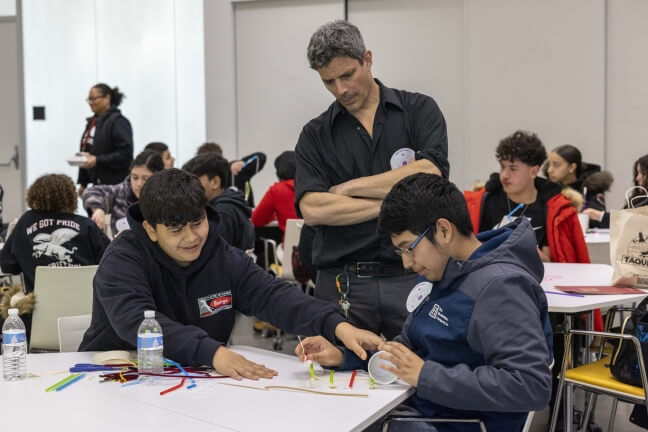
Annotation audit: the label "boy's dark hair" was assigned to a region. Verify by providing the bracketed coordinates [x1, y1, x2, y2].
[275, 151, 296, 181]
[130, 149, 164, 172]
[496, 130, 547, 167]
[182, 153, 229, 187]
[378, 173, 473, 244]
[144, 142, 169, 153]
[139, 169, 207, 227]
[197, 142, 223, 157]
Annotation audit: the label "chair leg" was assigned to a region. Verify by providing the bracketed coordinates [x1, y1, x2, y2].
[565, 384, 574, 432]
[550, 372, 568, 431]
[381, 418, 391, 432]
[607, 398, 618, 432]
[579, 392, 598, 430]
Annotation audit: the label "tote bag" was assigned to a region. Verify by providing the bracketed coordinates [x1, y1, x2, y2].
[610, 187, 648, 288]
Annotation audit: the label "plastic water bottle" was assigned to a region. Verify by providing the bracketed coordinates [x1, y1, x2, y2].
[137, 310, 163, 382]
[2, 308, 27, 381]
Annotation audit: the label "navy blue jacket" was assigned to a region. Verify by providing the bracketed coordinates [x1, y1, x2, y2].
[342, 219, 553, 432]
[79, 204, 345, 365]
[209, 187, 255, 251]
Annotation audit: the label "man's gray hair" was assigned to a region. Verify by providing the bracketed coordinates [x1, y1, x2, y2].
[307, 20, 366, 70]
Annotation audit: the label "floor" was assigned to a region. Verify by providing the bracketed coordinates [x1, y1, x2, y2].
[229, 313, 647, 432]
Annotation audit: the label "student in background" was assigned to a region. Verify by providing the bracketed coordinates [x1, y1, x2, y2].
[545, 144, 614, 228]
[1, 174, 109, 294]
[251, 151, 298, 235]
[82, 150, 164, 237]
[545, 144, 599, 191]
[298, 174, 552, 432]
[183, 153, 255, 251]
[79, 169, 382, 378]
[77, 83, 133, 196]
[584, 154, 648, 226]
[197, 142, 266, 207]
[464, 130, 589, 264]
[144, 142, 175, 169]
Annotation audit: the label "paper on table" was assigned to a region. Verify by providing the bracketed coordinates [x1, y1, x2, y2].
[556, 285, 646, 295]
[92, 350, 134, 365]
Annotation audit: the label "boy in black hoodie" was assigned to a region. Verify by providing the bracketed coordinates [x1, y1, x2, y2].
[79, 169, 379, 379]
[182, 153, 255, 251]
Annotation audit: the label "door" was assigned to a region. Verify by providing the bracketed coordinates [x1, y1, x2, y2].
[0, 16, 25, 229]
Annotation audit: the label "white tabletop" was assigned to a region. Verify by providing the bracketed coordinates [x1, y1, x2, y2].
[584, 229, 610, 244]
[542, 263, 647, 313]
[3, 346, 414, 432]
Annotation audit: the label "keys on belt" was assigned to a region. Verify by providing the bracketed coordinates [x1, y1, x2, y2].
[344, 261, 410, 278]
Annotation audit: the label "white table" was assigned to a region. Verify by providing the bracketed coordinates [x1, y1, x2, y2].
[542, 263, 648, 362]
[542, 262, 646, 314]
[2, 346, 414, 432]
[584, 229, 610, 265]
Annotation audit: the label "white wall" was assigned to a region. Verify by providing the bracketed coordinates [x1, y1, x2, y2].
[21, 0, 205, 188]
[204, 0, 237, 159]
[0, 0, 15, 16]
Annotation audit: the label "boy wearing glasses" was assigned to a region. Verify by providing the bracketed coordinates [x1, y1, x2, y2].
[80, 169, 381, 379]
[297, 174, 552, 431]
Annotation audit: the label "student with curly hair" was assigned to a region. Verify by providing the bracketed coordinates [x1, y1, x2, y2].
[464, 130, 589, 264]
[0, 174, 109, 293]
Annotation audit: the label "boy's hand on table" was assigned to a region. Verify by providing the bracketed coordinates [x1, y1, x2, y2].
[212, 346, 278, 380]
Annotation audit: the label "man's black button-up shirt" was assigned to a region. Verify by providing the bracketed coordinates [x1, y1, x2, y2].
[295, 80, 449, 269]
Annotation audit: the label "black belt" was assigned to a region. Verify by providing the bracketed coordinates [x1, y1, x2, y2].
[343, 261, 412, 278]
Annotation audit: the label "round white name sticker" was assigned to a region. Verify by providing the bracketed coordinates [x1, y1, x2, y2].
[406, 281, 433, 312]
[390, 148, 415, 170]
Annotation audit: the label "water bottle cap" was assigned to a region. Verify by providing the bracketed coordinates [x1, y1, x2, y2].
[8, 308, 18, 316]
[144, 310, 155, 318]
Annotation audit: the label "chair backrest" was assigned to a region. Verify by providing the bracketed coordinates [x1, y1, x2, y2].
[6, 217, 18, 239]
[280, 219, 303, 281]
[30, 265, 98, 351]
[103, 213, 114, 240]
[57, 314, 91, 352]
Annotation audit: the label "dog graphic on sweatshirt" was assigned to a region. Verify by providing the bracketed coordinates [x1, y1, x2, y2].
[31, 228, 79, 263]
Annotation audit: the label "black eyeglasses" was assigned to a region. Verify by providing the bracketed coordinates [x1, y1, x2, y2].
[86, 95, 106, 103]
[394, 225, 432, 257]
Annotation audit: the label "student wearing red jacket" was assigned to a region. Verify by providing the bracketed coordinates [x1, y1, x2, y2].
[251, 151, 298, 234]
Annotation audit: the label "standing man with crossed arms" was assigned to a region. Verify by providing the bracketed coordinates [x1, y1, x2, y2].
[295, 20, 449, 339]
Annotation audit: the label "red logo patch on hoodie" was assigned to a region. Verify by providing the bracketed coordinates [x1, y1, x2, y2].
[198, 291, 232, 318]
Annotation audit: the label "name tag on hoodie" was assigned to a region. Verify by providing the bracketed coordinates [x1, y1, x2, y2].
[198, 291, 232, 318]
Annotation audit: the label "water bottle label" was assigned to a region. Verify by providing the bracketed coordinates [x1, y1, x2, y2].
[2, 330, 26, 345]
[137, 333, 163, 350]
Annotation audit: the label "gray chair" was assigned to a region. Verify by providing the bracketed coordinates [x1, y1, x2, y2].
[57, 314, 91, 352]
[30, 265, 97, 351]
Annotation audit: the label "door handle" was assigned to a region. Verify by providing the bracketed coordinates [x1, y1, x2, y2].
[0, 145, 18, 169]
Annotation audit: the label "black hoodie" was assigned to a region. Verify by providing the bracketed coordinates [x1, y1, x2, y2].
[79, 204, 346, 366]
[480, 173, 563, 247]
[209, 187, 255, 251]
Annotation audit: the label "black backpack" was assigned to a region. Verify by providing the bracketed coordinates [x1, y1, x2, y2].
[610, 297, 648, 387]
